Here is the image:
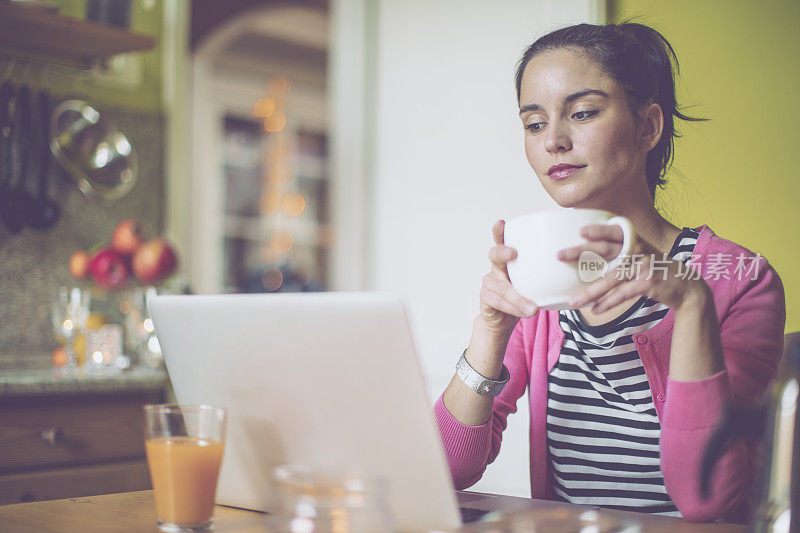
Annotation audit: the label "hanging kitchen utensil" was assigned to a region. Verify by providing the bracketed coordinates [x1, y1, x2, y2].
[49, 99, 137, 204]
[0, 81, 14, 227]
[16, 84, 39, 223]
[27, 90, 60, 230]
[0, 82, 28, 234]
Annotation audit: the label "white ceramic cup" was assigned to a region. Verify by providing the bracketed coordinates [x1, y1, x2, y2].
[504, 208, 636, 310]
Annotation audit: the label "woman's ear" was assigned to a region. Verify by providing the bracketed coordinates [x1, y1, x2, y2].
[638, 102, 664, 153]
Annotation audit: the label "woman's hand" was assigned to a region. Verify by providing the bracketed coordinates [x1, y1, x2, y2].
[479, 220, 539, 338]
[558, 224, 708, 313]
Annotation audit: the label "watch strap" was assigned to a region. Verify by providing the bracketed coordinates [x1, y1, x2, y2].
[455, 349, 510, 397]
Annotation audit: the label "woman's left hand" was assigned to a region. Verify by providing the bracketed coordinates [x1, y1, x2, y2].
[558, 224, 707, 313]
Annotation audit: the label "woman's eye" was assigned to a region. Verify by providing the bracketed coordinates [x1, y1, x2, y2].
[525, 122, 545, 133]
[572, 110, 598, 121]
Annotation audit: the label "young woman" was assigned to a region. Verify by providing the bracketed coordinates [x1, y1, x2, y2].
[435, 23, 785, 523]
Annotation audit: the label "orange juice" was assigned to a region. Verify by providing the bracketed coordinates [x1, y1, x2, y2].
[145, 436, 225, 526]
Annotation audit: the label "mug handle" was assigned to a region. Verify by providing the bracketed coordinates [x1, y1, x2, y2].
[605, 216, 636, 271]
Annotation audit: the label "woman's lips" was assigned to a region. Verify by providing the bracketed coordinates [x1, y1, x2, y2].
[548, 165, 586, 180]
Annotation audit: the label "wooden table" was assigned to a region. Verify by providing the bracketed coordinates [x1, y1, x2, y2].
[0, 490, 745, 532]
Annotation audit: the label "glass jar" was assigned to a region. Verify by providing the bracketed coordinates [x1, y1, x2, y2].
[121, 286, 164, 370]
[86, 285, 164, 371]
[271, 465, 394, 533]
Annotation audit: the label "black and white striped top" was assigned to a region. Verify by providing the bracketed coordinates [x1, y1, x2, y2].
[546, 227, 700, 517]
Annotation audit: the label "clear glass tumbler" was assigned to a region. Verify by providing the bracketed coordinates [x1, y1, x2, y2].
[272, 464, 394, 532]
[50, 286, 91, 370]
[143, 405, 228, 532]
[85, 324, 124, 374]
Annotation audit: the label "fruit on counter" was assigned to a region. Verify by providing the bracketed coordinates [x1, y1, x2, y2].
[67, 218, 179, 288]
[132, 238, 177, 284]
[89, 248, 130, 289]
[86, 312, 107, 331]
[52, 346, 68, 367]
[69, 250, 91, 280]
[111, 218, 146, 256]
[73, 334, 87, 366]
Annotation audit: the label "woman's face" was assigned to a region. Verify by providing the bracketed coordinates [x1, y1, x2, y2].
[518, 48, 651, 209]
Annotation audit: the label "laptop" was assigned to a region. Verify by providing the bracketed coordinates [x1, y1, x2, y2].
[148, 292, 466, 532]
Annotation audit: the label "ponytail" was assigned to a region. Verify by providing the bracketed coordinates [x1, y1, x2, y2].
[514, 22, 706, 201]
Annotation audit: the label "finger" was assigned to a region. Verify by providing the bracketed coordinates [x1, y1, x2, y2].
[489, 245, 517, 266]
[569, 267, 626, 308]
[557, 240, 623, 262]
[580, 223, 624, 242]
[492, 220, 505, 246]
[592, 280, 650, 313]
[481, 286, 532, 318]
[488, 240, 515, 279]
[483, 273, 538, 317]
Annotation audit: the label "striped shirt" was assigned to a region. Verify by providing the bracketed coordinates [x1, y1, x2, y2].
[546, 227, 700, 517]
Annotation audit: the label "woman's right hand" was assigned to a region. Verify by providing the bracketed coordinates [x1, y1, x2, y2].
[479, 220, 539, 338]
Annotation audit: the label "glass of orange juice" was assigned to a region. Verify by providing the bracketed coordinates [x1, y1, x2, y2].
[143, 404, 227, 532]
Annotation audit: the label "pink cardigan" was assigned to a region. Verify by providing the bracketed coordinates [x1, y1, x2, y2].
[434, 225, 786, 523]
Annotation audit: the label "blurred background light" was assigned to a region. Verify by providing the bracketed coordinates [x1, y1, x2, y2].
[261, 267, 284, 291]
[281, 193, 306, 217]
[253, 97, 276, 118]
[264, 111, 286, 132]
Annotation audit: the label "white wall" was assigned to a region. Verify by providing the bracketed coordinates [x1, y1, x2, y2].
[364, 1, 604, 497]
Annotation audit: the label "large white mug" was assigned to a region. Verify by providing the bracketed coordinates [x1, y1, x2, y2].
[504, 208, 636, 310]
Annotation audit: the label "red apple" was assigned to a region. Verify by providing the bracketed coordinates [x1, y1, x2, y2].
[89, 248, 130, 289]
[52, 346, 68, 367]
[132, 238, 177, 284]
[69, 250, 91, 280]
[111, 218, 146, 256]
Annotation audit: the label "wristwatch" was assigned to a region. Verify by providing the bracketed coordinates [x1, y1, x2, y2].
[455, 349, 510, 397]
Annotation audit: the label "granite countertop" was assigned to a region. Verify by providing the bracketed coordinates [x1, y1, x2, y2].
[0, 367, 170, 397]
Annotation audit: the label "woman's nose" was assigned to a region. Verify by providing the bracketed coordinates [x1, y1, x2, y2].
[544, 122, 572, 154]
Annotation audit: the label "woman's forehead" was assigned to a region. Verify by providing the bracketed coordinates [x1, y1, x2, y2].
[519, 48, 618, 106]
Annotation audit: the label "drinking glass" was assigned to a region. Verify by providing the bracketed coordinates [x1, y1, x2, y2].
[85, 324, 124, 374]
[122, 285, 163, 369]
[272, 464, 394, 532]
[50, 286, 91, 370]
[144, 405, 228, 532]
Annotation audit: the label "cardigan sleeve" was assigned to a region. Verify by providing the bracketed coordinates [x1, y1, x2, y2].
[659, 255, 786, 522]
[433, 318, 530, 489]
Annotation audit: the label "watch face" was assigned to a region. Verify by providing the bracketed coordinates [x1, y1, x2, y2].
[481, 383, 491, 395]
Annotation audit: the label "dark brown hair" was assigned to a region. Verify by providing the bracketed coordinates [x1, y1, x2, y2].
[515, 22, 706, 200]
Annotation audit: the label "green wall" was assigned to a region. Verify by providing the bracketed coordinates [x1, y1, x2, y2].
[5, 0, 163, 112]
[609, 0, 800, 332]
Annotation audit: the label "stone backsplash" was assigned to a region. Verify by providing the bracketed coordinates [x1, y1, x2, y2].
[0, 106, 164, 369]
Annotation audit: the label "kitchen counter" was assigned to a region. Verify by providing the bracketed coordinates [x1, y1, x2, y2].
[0, 367, 169, 397]
[0, 366, 170, 505]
